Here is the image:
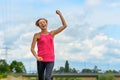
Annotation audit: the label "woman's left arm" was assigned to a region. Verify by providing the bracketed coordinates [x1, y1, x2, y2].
[51, 10, 67, 36]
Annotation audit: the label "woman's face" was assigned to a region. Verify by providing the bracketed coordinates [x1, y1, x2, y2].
[38, 19, 48, 30]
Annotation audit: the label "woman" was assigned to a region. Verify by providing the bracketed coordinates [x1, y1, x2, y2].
[31, 10, 67, 80]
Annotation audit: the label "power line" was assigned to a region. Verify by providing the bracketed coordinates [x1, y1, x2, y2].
[0, 46, 11, 61]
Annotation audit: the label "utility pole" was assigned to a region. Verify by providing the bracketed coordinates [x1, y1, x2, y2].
[1, 46, 10, 62]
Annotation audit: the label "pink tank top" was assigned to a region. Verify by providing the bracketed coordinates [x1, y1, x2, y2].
[37, 33, 54, 62]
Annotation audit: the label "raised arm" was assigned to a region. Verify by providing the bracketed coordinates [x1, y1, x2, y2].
[51, 10, 67, 36]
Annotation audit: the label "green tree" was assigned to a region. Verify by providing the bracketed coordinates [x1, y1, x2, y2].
[81, 68, 92, 73]
[64, 60, 69, 73]
[105, 70, 118, 73]
[70, 68, 78, 73]
[53, 60, 79, 73]
[0, 59, 11, 73]
[10, 60, 26, 73]
[59, 67, 65, 73]
[53, 66, 65, 73]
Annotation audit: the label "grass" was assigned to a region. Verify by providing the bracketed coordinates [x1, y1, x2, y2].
[0, 73, 115, 80]
[55, 77, 83, 80]
[27, 77, 37, 80]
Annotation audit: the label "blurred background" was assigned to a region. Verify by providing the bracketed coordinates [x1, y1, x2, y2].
[0, 0, 120, 74]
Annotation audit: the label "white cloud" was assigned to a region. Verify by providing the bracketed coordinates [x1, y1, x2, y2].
[54, 29, 120, 63]
[0, 19, 3, 24]
[90, 45, 107, 58]
[8, 36, 37, 72]
[10, 32, 35, 59]
[0, 31, 4, 46]
[84, 0, 120, 27]
[5, 25, 25, 39]
[0, 31, 4, 59]
[55, 33, 74, 43]
[1, 0, 120, 71]
[15, 32, 33, 46]
[41, 0, 53, 2]
[83, 39, 93, 48]
[85, 0, 102, 7]
[87, 9, 120, 26]
[114, 49, 120, 55]
[110, 2, 120, 7]
[30, 0, 54, 3]
[93, 34, 108, 41]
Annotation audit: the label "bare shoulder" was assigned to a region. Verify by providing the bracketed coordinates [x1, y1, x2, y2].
[33, 32, 40, 39]
[50, 30, 55, 37]
[34, 32, 39, 36]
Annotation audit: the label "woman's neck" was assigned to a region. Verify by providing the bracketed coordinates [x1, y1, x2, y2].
[40, 30, 49, 34]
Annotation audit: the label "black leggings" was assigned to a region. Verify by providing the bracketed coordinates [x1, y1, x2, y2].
[37, 61, 54, 80]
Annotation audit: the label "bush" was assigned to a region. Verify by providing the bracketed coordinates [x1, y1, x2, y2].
[0, 73, 7, 79]
[97, 74, 115, 80]
[56, 77, 82, 80]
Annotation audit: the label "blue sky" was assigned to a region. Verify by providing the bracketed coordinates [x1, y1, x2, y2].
[0, 0, 120, 73]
